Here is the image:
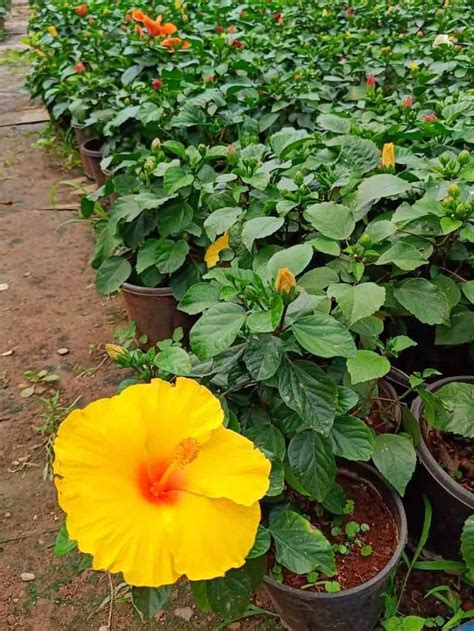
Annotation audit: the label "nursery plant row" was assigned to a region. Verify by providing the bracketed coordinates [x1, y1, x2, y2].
[25, 0, 473, 629]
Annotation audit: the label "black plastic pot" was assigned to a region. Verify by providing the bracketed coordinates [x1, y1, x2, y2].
[79, 137, 107, 185]
[264, 462, 407, 631]
[406, 376, 473, 559]
[122, 282, 195, 348]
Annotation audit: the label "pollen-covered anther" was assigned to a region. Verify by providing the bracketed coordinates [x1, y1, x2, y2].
[174, 438, 200, 467]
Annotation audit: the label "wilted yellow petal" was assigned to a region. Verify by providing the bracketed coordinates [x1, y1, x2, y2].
[204, 232, 230, 268]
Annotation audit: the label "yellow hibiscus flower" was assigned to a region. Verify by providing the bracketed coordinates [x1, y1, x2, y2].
[381, 142, 395, 168]
[204, 232, 230, 268]
[54, 378, 270, 587]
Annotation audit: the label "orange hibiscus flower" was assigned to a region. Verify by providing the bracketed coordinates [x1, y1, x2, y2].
[131, 9, 177, 38]
[162, 37, 191, 51]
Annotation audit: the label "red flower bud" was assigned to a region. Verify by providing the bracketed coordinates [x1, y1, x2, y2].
[75, 4, 87, 17]
[215, 24, 224, 33]
[423, 113, 437, 123]
[402, 95, 413, 108]
[74, 61, 86, 73]
[366, 74, 376, 88]
[151, 78, 162, 90]
[273, 11, 283, 23]
[230, 38, 244, 49]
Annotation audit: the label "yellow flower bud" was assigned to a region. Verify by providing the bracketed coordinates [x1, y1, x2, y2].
[275, 268, 296, 294]
[381, 143, 395, 168]
[48, 25, 58, 37]
[105, 344, 126, 361]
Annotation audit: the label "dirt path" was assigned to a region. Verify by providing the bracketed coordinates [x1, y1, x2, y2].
[0, 4, 279, 630]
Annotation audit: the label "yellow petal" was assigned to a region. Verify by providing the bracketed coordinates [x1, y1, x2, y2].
[56, 475, 180, 586]
[171, 492, 261, 580]
[204, 232, 230, 268]
[183, 427, 271, 506]
[381, 142, 395, 168]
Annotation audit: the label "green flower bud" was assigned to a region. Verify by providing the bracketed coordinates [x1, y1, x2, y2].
[458, 150, 470, 165]
[448, 183, 460, 197]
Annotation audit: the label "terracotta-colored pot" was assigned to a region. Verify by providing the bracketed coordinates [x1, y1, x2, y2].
[122, 282, 195, 348]
[80, 137, 106, 185]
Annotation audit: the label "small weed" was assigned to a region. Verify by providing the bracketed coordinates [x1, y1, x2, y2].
[35, 390, 81, 479]
[32, 122, 81, 170]
[20, 368, 60, 398]
[0, 48, 34, 68]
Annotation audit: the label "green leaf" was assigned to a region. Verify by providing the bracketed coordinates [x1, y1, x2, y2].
[245, 425, 286, 461]
[136, 239, 159, 274]
[431, 382, 474, 438]
[267, 243, 313, 278]
[243, 334, 284, 381]
[440, 216, 462, 235]
[299, 267, 339, 294]
[288, 430, 336, 502]
[241, 217, 284, 251]
[462, 281, 474, 303]
[309, 237, 341, 256]
[156, 201, 193, 237]
[132, 585, 172, 619]
[278, 360, 338, 436]
[304, 203, 355, 240]
[171, 104, 208, 128]
[270, 127, 311, 158]
[388, 335, 418, 354]
[205, 559, 265, 620]
[291, 313, 357, 359]
[317, 113, 351, 134]
[54, 524, 77, 557]
[155, 239, 189, 275]
[111, 105, 140, 127]
[163, 166, 194, 195]
[247, 526, 271, 559]
[347, 350, 390, 385]
[190, 582, 212, 613]
[461, 515, 474, 575]
[121, 64, 143, 86]
[178, 283, 220, 315]
[339, 136, 380, 174]
[204, 207, 243, 242]
[328, 282, 386, 326]
[357, 174, 411, 209]
[435, 310, 474, 345]
[383, 616, 426, 631]
[268, 509, 336, 576]
[372, 434, 416, 496]
[155, 347, 191, 376]
[376, 241, 427, 271]
[394, 279, 450, 325]
[190, 303, 246, 359]
[95, 256, 131, 294]
[330, 416, 374, 461]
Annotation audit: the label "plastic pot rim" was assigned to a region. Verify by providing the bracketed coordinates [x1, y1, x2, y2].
[122, 281, 175, 298]
[80, 137, 103, 157]
[411, 375, 473, 509]
[264, 461, 408, 600]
